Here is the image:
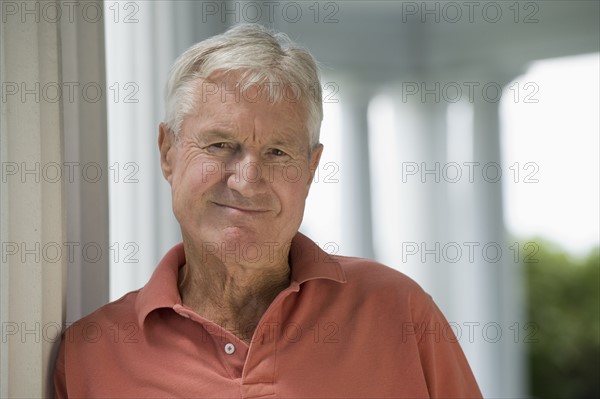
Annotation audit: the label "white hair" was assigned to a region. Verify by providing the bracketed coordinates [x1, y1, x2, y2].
[164, 23, 323, 149]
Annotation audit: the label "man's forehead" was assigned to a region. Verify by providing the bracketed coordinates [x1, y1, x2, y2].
[185, 75, 308, 128]
[195, 69, 309, 111]
[181, 101, 309, 148]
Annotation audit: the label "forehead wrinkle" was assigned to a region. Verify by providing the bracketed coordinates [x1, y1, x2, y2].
[252, 106, 309, 148]
[201, 129, 236, 141]
[252, 113, 258, 144]
[186, 113, 239, 138]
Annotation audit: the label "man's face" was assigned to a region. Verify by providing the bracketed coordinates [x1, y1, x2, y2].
[159, 75, 322, 266]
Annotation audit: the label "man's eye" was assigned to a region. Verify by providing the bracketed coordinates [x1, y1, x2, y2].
[205, 142, 237, 155]
[207, 142, 235, 151]
[270, 149, 287, 157]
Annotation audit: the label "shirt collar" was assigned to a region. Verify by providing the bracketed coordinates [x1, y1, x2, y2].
[135, 232, 347, 326]
[288, 232, 347, 285]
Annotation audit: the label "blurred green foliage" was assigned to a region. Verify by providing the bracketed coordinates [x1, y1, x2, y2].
[525, 240, 600, 398]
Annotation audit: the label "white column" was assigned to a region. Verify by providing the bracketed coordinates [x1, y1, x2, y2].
[369, 84, 449, 297]
[61, 0, 109, 323]
[468, 79, 526, 398]
[339, 82, 376, 259]
[442, 93, 505, 397]
[0, 4, 66, 396]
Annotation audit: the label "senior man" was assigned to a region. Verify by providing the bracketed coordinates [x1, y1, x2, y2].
[54, 24, 482, 398]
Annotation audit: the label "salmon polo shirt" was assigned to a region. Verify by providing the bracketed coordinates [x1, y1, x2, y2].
[54, 233, 482, 398]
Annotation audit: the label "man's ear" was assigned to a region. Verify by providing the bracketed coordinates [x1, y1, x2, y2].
[158, 123, 176, 184]
[307, 144, 324, 186]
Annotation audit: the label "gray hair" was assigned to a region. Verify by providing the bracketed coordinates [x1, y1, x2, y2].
[164, 23, 323, 148]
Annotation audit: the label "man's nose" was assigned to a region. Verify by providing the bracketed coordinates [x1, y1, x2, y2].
[225, 153, 268, 197]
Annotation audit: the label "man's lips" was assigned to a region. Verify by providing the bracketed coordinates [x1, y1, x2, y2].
[212, 202, 270, 213]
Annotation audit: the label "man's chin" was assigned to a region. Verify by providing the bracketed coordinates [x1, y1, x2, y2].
[221, 226, 258, 243]
[196, 226, 268, 249]
[190, 227, 284, 266]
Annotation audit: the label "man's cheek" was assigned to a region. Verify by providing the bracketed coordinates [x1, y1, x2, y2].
[200, 160, 221, 183]
[278, 161, 305, 184]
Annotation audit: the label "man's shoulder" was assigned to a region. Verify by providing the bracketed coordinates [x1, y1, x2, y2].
[332, 254, 431, 301]
[64, 289, 141, 337]
[333, 254, 421, 284]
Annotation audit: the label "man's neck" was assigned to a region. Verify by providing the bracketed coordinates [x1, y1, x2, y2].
[177, 240, 291, 343]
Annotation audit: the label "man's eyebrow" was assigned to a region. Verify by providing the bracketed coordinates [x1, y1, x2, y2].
[270, 127, 307, 146]
[270, 138, 301, 148]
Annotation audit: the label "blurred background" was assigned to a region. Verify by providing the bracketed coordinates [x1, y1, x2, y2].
[102, 1, 599, 398]
[1, 0, 598, 397]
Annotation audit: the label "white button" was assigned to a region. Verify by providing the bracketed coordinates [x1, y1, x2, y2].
[224, 343, 235, 355]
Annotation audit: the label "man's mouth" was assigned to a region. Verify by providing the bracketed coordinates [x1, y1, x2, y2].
[212, 202, 270, 213]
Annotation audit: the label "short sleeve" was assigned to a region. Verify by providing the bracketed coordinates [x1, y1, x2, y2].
[416, 301, 483, 398]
